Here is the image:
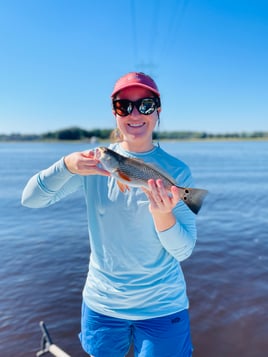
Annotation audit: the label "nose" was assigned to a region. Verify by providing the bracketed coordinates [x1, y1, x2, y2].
[130, 105, 140, 117]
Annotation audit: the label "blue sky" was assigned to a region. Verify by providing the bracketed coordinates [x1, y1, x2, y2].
[1, 0, 267, 134]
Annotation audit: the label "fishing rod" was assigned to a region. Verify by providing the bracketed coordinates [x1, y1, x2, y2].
[36, 321, 71, 357]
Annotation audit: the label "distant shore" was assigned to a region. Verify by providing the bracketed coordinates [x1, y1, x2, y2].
[1, 126, 268, 142]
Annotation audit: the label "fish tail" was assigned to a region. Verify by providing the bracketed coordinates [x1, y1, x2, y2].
[179, 187, 208, 214]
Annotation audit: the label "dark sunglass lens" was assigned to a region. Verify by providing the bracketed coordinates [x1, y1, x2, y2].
[139, 98, 156, 115]
[113, 100, 132, 116]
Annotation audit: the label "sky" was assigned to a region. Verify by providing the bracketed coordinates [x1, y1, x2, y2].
[0, 0, 267, 134]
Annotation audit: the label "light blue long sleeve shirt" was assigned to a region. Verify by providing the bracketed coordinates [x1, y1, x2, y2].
[21, 143, 197, 320]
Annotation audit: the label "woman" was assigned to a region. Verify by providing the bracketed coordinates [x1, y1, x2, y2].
[22, 72, 196, 357]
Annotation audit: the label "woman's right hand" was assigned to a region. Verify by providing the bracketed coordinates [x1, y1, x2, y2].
[64, 150, 110, 176]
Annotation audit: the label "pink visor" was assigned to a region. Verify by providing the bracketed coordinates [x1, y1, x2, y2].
[111, 72, 160, 97]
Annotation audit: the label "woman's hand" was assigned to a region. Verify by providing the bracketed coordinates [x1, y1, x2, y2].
[64, 150, 110, 177]
[143, 179, 180, 213]
[142, 179, 181, 232]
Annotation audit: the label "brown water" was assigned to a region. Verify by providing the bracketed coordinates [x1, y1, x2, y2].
[1, 142, 267, 356]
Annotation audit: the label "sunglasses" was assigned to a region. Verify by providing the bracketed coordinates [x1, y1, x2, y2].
[113, 97, 161, 117]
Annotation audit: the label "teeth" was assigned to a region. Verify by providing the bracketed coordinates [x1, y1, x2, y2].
[128, 123, 144, 127]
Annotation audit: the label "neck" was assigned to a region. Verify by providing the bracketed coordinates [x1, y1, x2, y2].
[120, 140, 154, 153]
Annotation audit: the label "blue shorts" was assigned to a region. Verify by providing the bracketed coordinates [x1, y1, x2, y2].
[79, 301, 193, 357]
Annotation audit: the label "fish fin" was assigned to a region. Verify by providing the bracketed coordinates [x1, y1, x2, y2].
[178, 187, 208, 214]
[117, 170, 132, 182]
[117, 181, 130, 193]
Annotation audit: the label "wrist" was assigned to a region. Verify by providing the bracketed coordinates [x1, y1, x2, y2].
[151, 211, 176, 232]
[63, 156, 75, 174]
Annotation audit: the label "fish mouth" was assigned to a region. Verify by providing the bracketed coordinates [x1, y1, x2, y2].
[93, 147, 103, 160]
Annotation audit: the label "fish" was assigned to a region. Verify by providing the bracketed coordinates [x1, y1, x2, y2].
[94, 146, 208, 214]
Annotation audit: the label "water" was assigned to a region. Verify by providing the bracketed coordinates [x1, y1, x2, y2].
[1, 141, 268, 357]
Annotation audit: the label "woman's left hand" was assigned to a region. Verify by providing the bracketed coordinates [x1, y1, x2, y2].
[142, 179, 181, 232]
[142, 179, 180, 214]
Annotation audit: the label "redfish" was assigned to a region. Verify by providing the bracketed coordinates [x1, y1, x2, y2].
[94, 147, 208, 214]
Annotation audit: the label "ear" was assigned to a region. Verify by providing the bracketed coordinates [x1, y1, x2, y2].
[156, 111, 160, 125]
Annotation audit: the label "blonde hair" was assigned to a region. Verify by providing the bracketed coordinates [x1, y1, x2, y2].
[110, 128, 123, 143]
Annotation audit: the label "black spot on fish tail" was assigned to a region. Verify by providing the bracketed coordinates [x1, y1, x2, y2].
[181, 188, 208, 214]
[183, 189, 189, 201]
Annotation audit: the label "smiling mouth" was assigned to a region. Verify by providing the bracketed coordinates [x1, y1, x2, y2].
[128, 123, 145, 128]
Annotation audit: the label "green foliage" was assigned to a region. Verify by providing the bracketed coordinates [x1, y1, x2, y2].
[1, 127, 268, 142]
[41, 127, 113, 141]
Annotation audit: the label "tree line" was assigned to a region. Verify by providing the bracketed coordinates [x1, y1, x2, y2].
[1, 126, 268, 141]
